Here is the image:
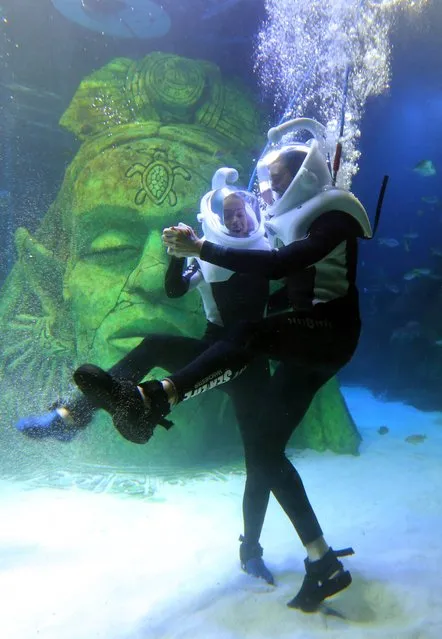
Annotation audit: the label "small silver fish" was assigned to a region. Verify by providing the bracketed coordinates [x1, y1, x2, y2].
[378, 237, 400, 248]
[403, 268, 432, 280]
[405, 434, 427, 444]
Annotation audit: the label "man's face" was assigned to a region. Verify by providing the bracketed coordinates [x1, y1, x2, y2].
[63, 142, 210, 369]
[222, 194, 249, 237]
[269, 159, 293, 197]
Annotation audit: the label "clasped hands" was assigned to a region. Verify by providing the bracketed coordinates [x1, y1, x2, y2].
[162, 223, 204, 257]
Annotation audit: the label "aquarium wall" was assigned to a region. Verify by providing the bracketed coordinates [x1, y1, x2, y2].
[1, 2, 442, 639]
[0, 0, 378, 474]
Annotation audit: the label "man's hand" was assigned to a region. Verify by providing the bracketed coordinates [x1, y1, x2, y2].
[162, 223, 204, 257]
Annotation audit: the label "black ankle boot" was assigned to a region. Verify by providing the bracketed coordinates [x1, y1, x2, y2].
[287, 547, 354, 612]
[239, 535, 275, 585]
[73, 364, 173, 444]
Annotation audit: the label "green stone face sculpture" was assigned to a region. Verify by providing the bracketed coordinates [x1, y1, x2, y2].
[0, 53, 266, 470]
[0, 52, 361, 474]
[63, 127, 224, 370]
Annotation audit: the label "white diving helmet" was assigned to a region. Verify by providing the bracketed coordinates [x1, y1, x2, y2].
[198, 167, 267, 249]
[257, 117, 333, 217]
[195, 167, 270, 283]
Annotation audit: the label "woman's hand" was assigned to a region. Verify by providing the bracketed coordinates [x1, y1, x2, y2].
[162, 223, 204, 257]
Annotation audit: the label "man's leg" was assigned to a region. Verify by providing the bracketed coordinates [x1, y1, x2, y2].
[74, 312, 358, 444]
[16, 334, 209, 440]
[249, 358, 356, 611]
[164, 312, 359, 404]
[251, 362, 328, 543]
[73, 319, 262, 442]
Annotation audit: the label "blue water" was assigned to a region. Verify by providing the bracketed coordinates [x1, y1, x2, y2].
[1, 1, 442, 637]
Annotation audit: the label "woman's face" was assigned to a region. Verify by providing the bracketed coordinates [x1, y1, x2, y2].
[223, 194, 249, 237]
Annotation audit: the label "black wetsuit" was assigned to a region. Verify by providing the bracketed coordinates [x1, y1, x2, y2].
[167, 211, 363, 545]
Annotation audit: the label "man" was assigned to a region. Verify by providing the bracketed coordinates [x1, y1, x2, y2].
[74, 118, 372, 611]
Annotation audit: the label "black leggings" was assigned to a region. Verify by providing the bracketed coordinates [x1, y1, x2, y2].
[168, 311, 361, 545]
[67, 330, 272, 546]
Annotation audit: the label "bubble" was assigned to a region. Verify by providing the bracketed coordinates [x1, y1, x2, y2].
[256, 0, 429, 188]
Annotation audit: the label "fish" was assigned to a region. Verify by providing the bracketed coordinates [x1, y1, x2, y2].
[403, 268, 432, 280]
[416, 209, 425, 216]
[0, 189, 10, 198]
[413, 160, 436, 177]
[363, 282, 399, 294]
[430, 248, 442, 257]
[377, 237, 400, 248]
[421, 195, 439, 205]
[405, 434, 427, 444]
[403, 232, 419, 240]
[434, 340, 442, 347]
[378, 426, 389, 435]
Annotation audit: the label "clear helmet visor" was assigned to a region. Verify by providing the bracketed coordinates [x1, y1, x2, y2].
[257, 144, 309, 206]
[208, 188, 262, 238]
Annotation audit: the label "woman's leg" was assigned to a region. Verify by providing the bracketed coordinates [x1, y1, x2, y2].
[165, 312, 359, 404]
[226, 357, 274, 583]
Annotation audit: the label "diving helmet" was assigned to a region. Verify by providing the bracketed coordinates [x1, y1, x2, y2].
[198, 167, 266, 249]
[257, 118, 333, 217]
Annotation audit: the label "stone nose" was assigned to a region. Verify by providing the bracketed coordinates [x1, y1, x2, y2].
[124, 230, 166, 301]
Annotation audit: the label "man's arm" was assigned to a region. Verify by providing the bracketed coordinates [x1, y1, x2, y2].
[199, 212, 363, 280]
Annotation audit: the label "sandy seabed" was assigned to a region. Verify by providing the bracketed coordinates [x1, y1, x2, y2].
[0, 386, 441, 639]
